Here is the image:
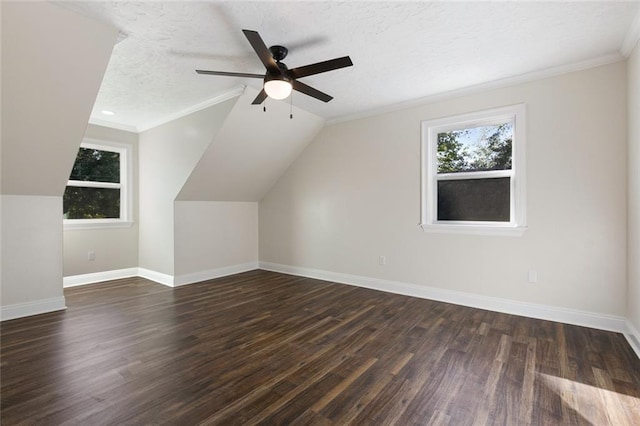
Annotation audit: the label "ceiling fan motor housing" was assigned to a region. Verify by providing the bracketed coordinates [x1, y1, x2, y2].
[269, 45, 288, 62]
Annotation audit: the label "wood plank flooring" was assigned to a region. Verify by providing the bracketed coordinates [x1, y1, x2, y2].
[1, 270, 639, 425]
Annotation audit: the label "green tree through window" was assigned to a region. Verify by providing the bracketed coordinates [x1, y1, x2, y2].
[437, 123, 513, 173]
[64, 147, 122, 219]
[69, 148, 120, 182]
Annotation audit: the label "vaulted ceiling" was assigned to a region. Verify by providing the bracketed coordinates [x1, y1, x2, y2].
[57, 1, 640, 132]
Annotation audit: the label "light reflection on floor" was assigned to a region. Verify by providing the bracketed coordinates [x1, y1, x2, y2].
[539, 373, 640, 425]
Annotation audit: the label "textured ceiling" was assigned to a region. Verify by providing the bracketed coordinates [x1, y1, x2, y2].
[57, 1, 640, 131]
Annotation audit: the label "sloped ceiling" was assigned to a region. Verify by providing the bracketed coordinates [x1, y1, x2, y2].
[1, 2, 117, 195]
[177, 87, 324, 202]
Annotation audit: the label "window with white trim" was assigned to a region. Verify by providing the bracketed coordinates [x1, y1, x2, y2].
[421, 104, 526, 236]
[63, 139, 132, 229]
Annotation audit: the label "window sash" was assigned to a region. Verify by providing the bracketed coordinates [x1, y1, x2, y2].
[67, 180, 122, 189]
[435, 169, 512, 181]
[434, 170, 515, 224]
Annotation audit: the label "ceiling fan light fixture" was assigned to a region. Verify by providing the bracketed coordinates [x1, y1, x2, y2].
[196, 30, 352, 105]
[264, 74, 292, 100]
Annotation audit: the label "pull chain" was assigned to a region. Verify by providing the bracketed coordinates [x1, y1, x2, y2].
[289, 91, 293, 119]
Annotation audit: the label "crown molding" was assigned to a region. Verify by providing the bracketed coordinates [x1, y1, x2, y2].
[88, 85, 246, 134]
[136, 85, 245, 132]
[327, 53, 624, 126]
[87, 117, 139, 133]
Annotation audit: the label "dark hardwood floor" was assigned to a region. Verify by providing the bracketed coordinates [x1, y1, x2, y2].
[1, 270, 639, 425]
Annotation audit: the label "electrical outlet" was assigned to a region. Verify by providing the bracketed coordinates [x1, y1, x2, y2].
[527, 270, 537, 283]
[88, 251, 95, 261]
[379, 256, 386, 265]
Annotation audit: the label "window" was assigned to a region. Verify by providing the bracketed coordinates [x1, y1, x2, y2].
[63, 139, 132, 229]
[421, 104, 526, 236]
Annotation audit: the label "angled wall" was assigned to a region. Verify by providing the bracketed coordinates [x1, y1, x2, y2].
[1, 2, 116, 196]
[0, 2, 117, 319]
[137, 98, 237, 278]
[177, 87, 325, 202]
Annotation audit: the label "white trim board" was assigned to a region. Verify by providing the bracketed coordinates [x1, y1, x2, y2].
[0, 297, 67, 321]
[625, 321, 640, 360]
[173, 262, 259, 287]
[136, 268, 175, 287]
[63, 262, 260, 289]
[258, 261, 627, 334]
[328, 54, 623, 125]
[88, 86, 246, 133]
[63, 268, 139, 288]
[14, 264, 639, 359]
[4, 262, 258, 321]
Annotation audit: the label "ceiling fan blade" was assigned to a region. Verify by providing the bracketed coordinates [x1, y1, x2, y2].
[292, 80, 333, 102]
[288, 56, 353, 79]
[196, 70, 264, 78]
[242, 29, 279, 74]
[252, 88, 269, 105]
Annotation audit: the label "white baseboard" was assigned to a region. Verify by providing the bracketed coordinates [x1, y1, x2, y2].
[1, 297, 67, 321]
[64, 263, 260, 289]
[137, 268, 175, 287]
[625, 320, 640, 359]
[258, 261, 628, 334]
[174, 262, 259, 287]
[36, 262, 640, 360]
[63, 268, 139, 288]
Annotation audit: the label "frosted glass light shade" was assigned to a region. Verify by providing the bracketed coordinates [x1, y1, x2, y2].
[264, 79, 292, 100]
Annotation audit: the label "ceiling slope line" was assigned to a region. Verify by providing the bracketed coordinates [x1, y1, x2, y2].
[175, 86, 325, 203]
[88, 117, 139, 133]
[621, 8, 640, 57]
[89, 85, 246, 134]
[136, 85, 246, 133]
[327, 53, 624, 126]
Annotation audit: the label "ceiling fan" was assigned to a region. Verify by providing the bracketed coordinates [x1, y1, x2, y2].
[196, 29, 353, 105]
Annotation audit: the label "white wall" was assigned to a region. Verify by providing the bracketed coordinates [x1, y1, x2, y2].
[174, 201, 258, 280]
[0, 2, 116, 319]
[63, 124, 139, 277]
[628, 41, 640, 335]
[138, 98, 237, 276]
[260, 62, 628, 318]
[1, 196, 65, 319]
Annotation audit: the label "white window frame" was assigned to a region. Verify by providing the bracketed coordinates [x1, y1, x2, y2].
[64, 138, 133, 230]
[420, 104, 527, 236]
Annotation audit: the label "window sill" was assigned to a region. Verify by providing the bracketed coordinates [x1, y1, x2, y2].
[420, 223, 527, 237]
[64, 220, 134, 231]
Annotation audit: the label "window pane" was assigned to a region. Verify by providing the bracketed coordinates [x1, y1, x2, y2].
[437, 122, 512, 173]
[69, 148, 120, 183]
[437, 177, 510, 222]
[63, 187, 120, 219]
